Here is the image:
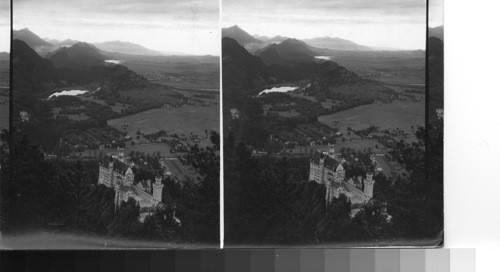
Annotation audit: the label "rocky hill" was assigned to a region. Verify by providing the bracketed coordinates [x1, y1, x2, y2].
[47, 42, 106, 69]
[256, 38, 315, 65]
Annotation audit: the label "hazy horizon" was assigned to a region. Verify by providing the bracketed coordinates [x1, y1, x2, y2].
[13, 0, 220, 56]
[223, 0, 428, 50]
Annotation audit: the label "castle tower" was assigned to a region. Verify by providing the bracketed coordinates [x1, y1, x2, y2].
[108, 158, 115, 186]
[327, 144, 335, 159]
[308, 160, 316, 181]
[336, 164, 345, 181]
[363, 171, 375, 199]
[152, 176, 164, 203]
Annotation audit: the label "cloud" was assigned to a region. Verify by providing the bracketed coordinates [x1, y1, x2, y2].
[222, 0, 426, 50]
[15, 0, 218, 20]
[13, 0, 220, 55]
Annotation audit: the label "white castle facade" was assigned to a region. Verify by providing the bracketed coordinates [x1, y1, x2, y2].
[309, 147, 375, 207]
[98, 156, 164, 211]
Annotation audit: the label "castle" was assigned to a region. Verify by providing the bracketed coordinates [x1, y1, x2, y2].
[309, 146, 375, 207]
[98, 156, 164, 212]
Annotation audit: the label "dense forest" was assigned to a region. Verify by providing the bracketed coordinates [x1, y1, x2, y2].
[0, 129, 220, 245]
[224, 117, 443, 245]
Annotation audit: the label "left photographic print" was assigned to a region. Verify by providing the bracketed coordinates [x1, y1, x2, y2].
[0, 0, 8, 131]
[1, 0, 220, 249]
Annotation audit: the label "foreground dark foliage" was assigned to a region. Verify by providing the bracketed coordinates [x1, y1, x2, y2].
[0, 129, 219, 244]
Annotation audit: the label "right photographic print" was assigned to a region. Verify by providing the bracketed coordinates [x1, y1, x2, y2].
[223, 0, 443, 247]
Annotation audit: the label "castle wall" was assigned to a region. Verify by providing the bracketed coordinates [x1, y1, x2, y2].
[131, 185, 157, 204]
[309, 162, 324, 183]
[98, 165, 112, 187]
[310, 150, 373, 207]
[343, 181, 370, 202]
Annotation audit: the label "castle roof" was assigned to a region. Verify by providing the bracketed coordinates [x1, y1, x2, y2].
[113, 160, 131, 175]
[138, 180, 151, 191]
[310, 151, 325, 164]
[99, 155, 113, 166]
[324, 156, 340, 170]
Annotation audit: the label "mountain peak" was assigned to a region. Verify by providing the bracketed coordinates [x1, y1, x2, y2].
[222, 25, 263, 50]
[72, 42, 93, 47]
[13, 28, 53, 50]
[47, 41, 105, 69]
[429, 25, 444, 40]
[17, 28, 33, 33]
[282, 38, 303, 44]
[227, 25, 242, 30]
[257, 38, 315, 65]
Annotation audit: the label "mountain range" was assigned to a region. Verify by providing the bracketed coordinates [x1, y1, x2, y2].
[92, 41, 165, 56]
[0, 52, 9, 61]
[222, 36, 392, 98]
[222, 37, 269, 95]
[13, 39, 148, 95]
[429, 26, 444, 40]
[256, 38, 316, 65]
[302, 37, 372, 51]
[253, 35, 289, 44]
[222, 25, 375, 53]
[12, 39, 62, 91]
[13, 28, 54, 56]
[222, 25, 264, 54]
[14, 28, 169, 58]
[47, 42, 106, 69]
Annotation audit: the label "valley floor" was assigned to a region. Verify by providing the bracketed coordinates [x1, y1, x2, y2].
[318, 99, 424, 134]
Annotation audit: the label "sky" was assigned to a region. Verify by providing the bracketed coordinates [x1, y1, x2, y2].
[13, 0, 220, 55]
[223, 0, 430, 50]
[0, 0, 9, 52]
[429, 0, 444, 27]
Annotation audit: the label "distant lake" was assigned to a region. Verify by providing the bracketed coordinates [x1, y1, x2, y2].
[49, 90, 88, 99]
[315, 56, 334, 60]
[105, 60, 123, 64]
[259, 86, 298, 96]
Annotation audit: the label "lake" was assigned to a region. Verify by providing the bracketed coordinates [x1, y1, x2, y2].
[259, 86, 298, 96]
[105, 60, 124, 64]
[315, 56, 334, 60]
[48, 90, 88, 99]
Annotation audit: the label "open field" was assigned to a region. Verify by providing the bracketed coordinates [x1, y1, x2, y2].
[108, 104, 219, 142]
[318, 100, 424, 133]
[107, 54, 220, 90]
[314, 49, 425, 85]
[80, 96, 133, 113]
[282, 139, 387, 156]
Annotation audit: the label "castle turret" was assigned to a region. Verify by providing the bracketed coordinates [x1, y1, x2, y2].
[152, 176, 164, 203]
[327, 144, 335, 159]
[363, 171, 375, 198]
